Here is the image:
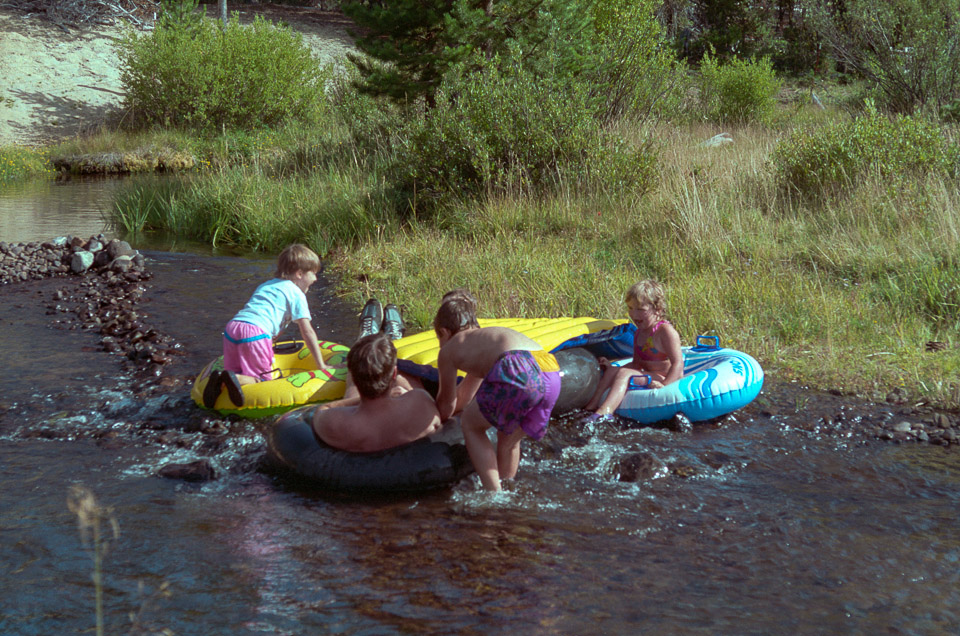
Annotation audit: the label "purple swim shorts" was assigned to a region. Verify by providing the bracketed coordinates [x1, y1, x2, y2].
[475, 349, 561, 441]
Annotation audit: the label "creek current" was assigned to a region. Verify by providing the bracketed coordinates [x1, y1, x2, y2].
[1, 177, 959, 634]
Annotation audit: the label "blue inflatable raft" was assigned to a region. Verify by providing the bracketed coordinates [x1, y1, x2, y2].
[555, 324, 763, 424]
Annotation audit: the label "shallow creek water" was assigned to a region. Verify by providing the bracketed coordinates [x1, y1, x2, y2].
[1, 178, 959, 634]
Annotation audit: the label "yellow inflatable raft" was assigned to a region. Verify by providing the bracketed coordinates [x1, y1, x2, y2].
[192, 317, 623, 418]
[190, 340, 350, 418]
[392, 316, 624, 366]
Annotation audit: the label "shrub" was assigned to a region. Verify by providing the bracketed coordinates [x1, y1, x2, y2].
[328, 63, 407, 159]
[115, 15, 331, 131]
[589, 0, 689, 124]
[698, 53, 782, 124]
[390, 55, 658, 219]
[771, 102, 959, 196]
[815, 0, 960, 117]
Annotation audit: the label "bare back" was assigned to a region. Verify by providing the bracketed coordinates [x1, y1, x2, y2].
[438, 326, 543, 378]
[312, 388, 442, 453]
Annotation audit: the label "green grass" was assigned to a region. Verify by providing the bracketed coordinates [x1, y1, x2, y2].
[18, 90, 960, 409]
[45, 120, 349, 175]
[324, 119, 960, 408]
[0, 145, 54, 182]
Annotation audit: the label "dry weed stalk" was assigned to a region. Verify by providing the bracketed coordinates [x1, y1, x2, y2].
[67, 484, 119, 636]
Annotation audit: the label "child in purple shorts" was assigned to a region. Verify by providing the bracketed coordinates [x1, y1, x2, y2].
[203, 244, 332, 408]
[434, 293, 560, 492]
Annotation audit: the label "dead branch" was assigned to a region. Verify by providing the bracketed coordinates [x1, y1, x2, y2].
[2, 0, 159, 30]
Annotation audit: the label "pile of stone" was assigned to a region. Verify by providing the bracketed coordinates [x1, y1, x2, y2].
[0, 235, 144, 284]
[1, 235, 181, 380]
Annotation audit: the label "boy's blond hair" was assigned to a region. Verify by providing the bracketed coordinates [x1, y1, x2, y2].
[433, 295, 480, 336]
[625, 280, 666, 315]
[276, 244, 321, 277]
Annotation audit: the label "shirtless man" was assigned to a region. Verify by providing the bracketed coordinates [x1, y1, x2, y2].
[312, 333, 442, 453]
[434, 295, 561, 491]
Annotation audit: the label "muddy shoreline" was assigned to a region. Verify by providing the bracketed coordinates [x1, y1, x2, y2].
[1, 236, 957, 483]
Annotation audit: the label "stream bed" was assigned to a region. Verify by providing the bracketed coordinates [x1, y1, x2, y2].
[1, 177, 958, 634]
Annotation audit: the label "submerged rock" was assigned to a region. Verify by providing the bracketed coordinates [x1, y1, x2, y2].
[618, 452, 667, 482]
[3, 234, 183, 397]
[157, 459, 217, 482]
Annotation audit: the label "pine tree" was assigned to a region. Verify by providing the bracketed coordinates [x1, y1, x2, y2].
[343, 0, 458, 106]
[342, 0, 596, 107]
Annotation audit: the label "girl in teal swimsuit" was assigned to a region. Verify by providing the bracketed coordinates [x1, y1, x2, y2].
[584, 280, 684, 418]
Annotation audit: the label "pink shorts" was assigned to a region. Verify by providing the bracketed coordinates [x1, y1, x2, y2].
[223, 320, 275, 380]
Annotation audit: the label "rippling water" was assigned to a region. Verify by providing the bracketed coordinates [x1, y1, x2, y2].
[1, 180, 959, 634]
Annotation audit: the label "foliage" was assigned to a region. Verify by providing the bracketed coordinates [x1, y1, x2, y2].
[389, 54, 658, 220]
[814, 0, 960, 116]
[115, 15, 331, 130]
[342, 0, 455, 106]
[327, 64, 408, 157]
[771, 102, 959, 196]
[112, 164, 395, 255]
[698, 53, 782, 124]
[0, 145, 53, 182]
[343, 0, 596, 107]
[684, 0, 775, 63]
[158, 0, 202, 31]
[589, 0, 689, 124]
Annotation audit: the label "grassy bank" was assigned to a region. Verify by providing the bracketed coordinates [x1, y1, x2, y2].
[0, 145, 55, 181]
[3, 66, 957, 409]
[92, 113, 960, 409]
[331, 124, 960, 407]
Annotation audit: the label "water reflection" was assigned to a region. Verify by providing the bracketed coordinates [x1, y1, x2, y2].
[0, 176, 121, 244]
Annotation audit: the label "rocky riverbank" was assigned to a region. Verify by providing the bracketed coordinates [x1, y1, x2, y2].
[0, 235, 180, 379]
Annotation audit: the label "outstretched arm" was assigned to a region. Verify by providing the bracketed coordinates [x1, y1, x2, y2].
[435, 350, 459, 421]
[295, 318, 330, 372]
[454, 374, 483, 415]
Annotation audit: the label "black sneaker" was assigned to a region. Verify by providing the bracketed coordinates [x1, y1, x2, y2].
[358, 298, 383, 340]
[222, 370, 245, 406]
[202, 370, 222, 408]
[382, 303, 405, 340]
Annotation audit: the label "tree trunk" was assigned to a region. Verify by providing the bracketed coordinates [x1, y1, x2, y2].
[219, 0, 227, 27]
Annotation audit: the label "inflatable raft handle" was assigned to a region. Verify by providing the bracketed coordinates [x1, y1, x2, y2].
[273, 340, 304, 355]
[628, 374, 653, 390]
[692, 335, 721, 352]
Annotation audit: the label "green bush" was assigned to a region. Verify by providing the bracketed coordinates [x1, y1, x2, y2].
[328, 63, 407, 159]
[771, 103, 959, 196]
[698, 53, 782, 124]
[390, 55, 658, 219]
[815, 0, 960, 117]
[590, 0, 688, 124]
[116, 15, 331, 130]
